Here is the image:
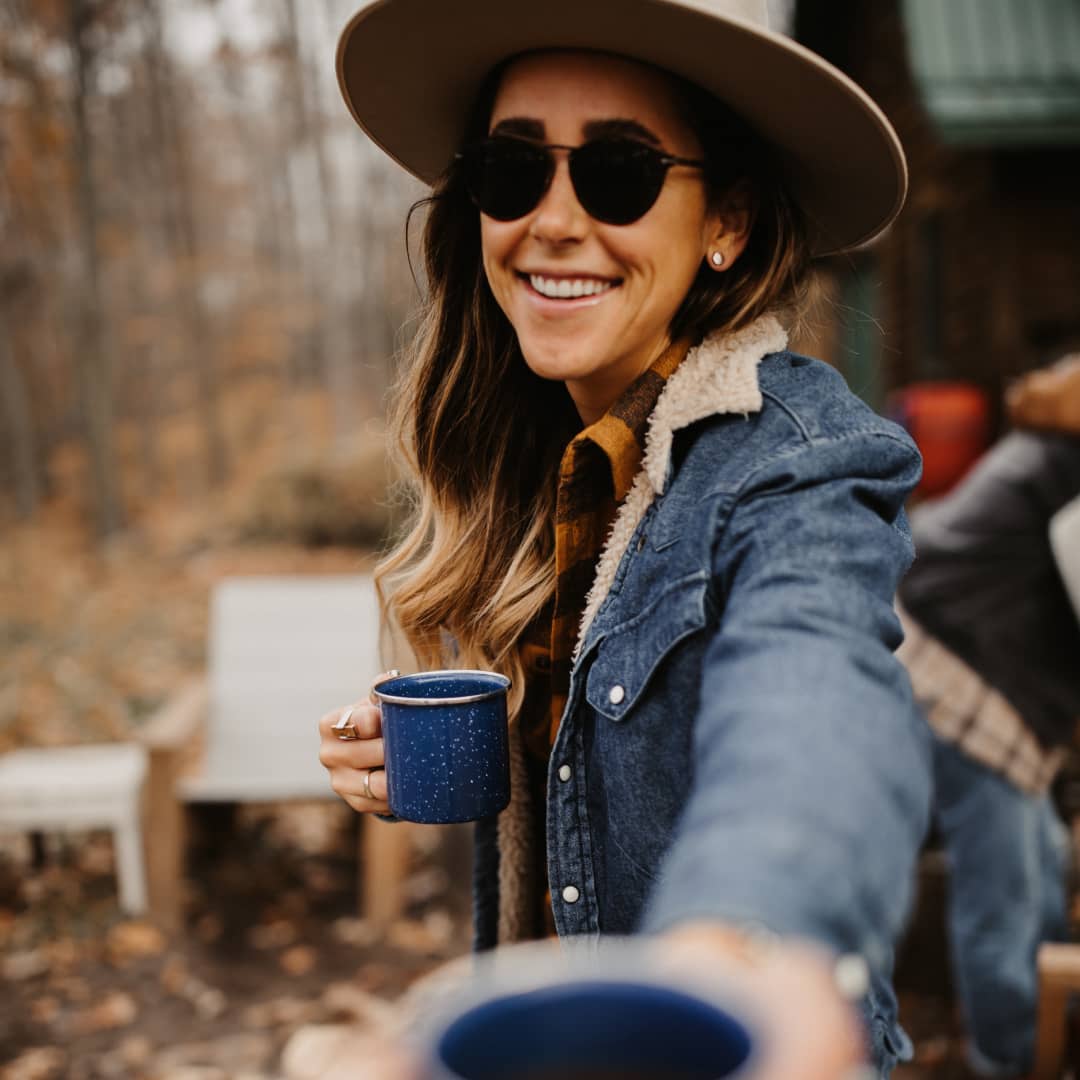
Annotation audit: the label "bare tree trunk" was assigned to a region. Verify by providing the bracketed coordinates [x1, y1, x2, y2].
[215, 39, 288, 307]
[279, 0, 335, 400]
[0, 130, 43, 519]
[286, 0, 336, 248]
[0, 309, 41, 518]
[0, 7, 78, 504]
[108, 84, 162, 500]
[141, 0, 228, 488]
[298, 0, 358, 447]
[67, 0, 124, 536]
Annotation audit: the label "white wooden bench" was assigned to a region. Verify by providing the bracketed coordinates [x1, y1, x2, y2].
[140, 574, 415, 928]
[0, 743, 149, 913]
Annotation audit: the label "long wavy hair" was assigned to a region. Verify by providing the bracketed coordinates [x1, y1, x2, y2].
[377, 58, 811, 716]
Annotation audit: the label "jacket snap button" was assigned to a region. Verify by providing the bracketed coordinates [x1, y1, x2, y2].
[562, 885, 580, 904]
[558, 764, 572, 782]
[608, 685, 625, 705]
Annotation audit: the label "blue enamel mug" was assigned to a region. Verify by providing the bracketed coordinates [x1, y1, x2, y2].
[371, 669, 511, 824]
[414, 940, 760, 1080]
[430, 981, 755, 1080]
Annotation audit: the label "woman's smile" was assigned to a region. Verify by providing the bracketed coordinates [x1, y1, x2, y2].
[522, 272, 621, 301]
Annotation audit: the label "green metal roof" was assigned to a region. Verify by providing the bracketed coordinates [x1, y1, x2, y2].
[902, 0, 1080, 145]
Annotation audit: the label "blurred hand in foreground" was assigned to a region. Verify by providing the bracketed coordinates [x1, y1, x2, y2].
[661, 922, 866, 1080]
[286, 1029, 418, 1080]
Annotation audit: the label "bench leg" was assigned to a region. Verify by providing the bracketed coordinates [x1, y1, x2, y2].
[144, 747, 188, 929]
[1034, 943, 1080, 1080]
[360, 816, 413, 926]
[114, 811, 148, 915]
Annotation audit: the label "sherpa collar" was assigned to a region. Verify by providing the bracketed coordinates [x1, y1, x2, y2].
[575, 313, 788, 653]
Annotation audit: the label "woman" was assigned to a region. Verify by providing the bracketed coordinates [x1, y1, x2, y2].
[319, 2, 930, 1075]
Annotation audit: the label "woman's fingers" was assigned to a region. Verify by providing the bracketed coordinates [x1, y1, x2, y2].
[658, 926, 863, 1080]
[369, 668, 401, 699]
[330, 762, 389, 801]
[319, 701, 382, 741]
[318, 700, 390, 814]
[304, 1030, 418, 1080]
[325, 757, 391, 814]
[319, 735, 386, 772]
[330, 765, 390, 815]
[338, 790, 392, 816]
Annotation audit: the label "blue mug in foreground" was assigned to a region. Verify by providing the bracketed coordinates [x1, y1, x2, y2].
[428, 979, 756, 1080]
[372, 670, 511, 824]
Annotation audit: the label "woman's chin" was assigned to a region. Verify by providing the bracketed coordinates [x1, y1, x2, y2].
[517, 329, 613, 382]
[519, 346, 600, 385]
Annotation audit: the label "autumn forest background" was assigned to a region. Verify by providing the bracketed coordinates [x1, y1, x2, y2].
[0, 4, 469, 1076]
[2, 0, 422, 753]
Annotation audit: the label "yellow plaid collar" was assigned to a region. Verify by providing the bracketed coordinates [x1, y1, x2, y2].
[571, 338, 692, 501]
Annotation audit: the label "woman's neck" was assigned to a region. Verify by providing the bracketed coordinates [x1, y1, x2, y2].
[566, 337, 676, 426]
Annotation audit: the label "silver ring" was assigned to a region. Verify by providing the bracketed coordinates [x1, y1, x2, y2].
[362, 768, 381, 801]
[333, 706, 360, 742]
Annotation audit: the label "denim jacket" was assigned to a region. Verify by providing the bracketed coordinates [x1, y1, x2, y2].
[473, 316, 930, 1073]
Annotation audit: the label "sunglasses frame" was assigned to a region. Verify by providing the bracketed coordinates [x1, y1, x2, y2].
[456, 135, 707, 226]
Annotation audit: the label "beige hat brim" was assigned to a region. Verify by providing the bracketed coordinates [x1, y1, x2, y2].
[337, 0, 907, 256]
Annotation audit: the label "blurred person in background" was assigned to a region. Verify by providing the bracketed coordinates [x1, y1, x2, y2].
[317, 2, 932, 1076]
[898, 352, 1080, 1079]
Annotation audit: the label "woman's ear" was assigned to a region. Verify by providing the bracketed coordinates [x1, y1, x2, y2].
[704, 182, 755, 271]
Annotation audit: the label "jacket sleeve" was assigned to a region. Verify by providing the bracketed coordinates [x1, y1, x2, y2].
[641, 429, 931, 972]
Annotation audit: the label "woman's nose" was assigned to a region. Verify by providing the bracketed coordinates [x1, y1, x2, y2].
[529, 157, 588, 244]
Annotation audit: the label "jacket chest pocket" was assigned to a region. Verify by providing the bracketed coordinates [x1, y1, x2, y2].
[584, 574, 711, 722]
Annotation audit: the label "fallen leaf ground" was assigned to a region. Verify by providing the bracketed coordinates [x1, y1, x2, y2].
[1, 803, 474, 1079]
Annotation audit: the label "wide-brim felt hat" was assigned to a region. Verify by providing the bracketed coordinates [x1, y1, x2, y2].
[336, 0, 907, 256]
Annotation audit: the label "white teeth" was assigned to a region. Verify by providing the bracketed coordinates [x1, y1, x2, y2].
[529, 275, 615, 299]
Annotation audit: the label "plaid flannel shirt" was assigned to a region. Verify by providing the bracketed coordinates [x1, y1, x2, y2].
[897, 604, 1066, 795]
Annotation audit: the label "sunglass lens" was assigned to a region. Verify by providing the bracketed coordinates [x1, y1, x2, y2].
[571, 140, 667, 225]
[464, 138, 552, 221]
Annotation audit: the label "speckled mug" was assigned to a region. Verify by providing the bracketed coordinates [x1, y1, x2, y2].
[371, 670, 511, 824]
[414, 941, 759, 1080]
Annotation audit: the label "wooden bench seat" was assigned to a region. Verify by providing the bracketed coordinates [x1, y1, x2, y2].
[140, 574, 415, 928]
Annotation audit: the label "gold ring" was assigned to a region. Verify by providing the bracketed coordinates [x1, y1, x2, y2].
[333, 706, 360, 741]
[362, 768, 376, 800]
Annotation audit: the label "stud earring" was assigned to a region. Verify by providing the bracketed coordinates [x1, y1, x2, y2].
[711, 252, 725, 268]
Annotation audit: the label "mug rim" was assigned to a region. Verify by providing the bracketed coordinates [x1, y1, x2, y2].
[436, 978, 756, 1080]
[372, 668, 512, 707]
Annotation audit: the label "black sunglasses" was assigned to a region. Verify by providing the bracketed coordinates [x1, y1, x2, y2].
[456, 135, 706, 226]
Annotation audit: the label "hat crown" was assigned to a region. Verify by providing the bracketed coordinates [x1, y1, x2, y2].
[337, 0, 906, 254]
[703, 0, 769, 29]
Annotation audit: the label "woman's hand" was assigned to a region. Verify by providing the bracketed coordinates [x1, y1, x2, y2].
[288, 1029, 419, 1080]
[318, 689, 392, 815]
[660, 923, 867, 1080]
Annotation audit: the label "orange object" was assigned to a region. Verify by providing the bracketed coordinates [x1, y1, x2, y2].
[1006, 354, 1080, 436]
[889, 382, 992, 497]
